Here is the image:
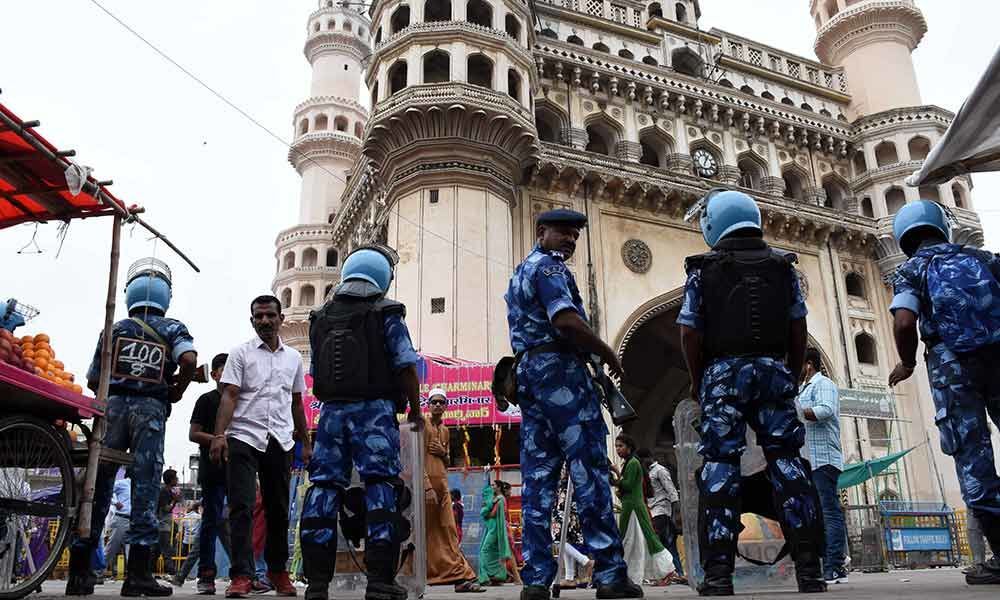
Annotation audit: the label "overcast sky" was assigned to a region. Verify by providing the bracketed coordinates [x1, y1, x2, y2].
[1, 1, 997, 480]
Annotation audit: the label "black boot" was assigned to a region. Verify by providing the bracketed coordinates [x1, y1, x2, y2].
[595, 578, 644, 599]
[122, 545, 173, 597]
[302, 544, 335, 600]
[65, 544, 97, 596]
[520, 585, 550, 600]
[792, 543, 827, 593]
[697, 561, 734, 597]
[364, 541, 407, 600]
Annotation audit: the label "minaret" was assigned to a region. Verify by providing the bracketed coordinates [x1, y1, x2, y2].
[273, 0, 371, 357]
[812, 0, 926, 119]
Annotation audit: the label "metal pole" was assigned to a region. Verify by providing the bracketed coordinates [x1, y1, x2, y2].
[77, 214, 122, 538]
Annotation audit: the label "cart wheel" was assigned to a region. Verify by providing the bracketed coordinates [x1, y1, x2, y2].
[0, 417, 75, 599]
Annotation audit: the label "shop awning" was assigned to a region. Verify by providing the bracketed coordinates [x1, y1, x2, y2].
[907, 46, 1000, 186]
[837, 447, 913, 490]
[0, 101, 128, 229]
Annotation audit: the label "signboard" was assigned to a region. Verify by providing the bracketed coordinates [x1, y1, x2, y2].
[112, 336, 167, 383]
[839, 387, 895, 420]
[304, 353, 519, 430]
[886, 528, 952, 551]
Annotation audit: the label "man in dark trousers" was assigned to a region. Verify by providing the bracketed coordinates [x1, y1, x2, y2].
[679, 189, 825, 596]
[186, 353, 233, 594]
[155, 469, 182, 577]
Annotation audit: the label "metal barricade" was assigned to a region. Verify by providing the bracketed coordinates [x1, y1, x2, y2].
[843, 504, 887, 572]
[879, 501, 958, 569]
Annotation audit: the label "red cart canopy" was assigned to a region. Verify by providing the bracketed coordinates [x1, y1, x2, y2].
[0, 101, 127, 229]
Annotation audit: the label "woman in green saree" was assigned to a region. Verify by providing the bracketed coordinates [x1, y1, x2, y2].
[613, 434, 674, 585]
[478, 481, 512, 586]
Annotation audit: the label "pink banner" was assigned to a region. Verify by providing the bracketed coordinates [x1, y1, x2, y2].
[304, 353, 520, 430]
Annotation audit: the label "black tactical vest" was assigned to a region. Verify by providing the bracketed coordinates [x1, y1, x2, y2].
[309, 295, 406, 402]
[685, 238, 797, 360]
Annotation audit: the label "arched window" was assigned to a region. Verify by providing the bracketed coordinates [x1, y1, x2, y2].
[860, 197, 874, 217]
[282, 252, 295, 270]
[823, 177, 848, 210]
[467, 54, 493, 88]
[281, 288, 292, 309]
[359, 28, 366, 38]
[354, 122, 363, 138]
[718, 78, 734, 89]
[908, 136, 931, 161]
[639, 128, 673, 169]
[952, 183, 966, 209]
[327, 20, 336, 30]
[302, 248, 319, 267]
[855, 333, 877, 366]
[761, 90, 775, 101]
[919, 185, 941, 204]
[885, 187, 906, 214]
[738, 155, 766, 191]
[642, 55, 658, 66]
[820, 108, 832, 117]
[425, 0, 451, 21]
[390, 6, 410, 34]
[507, 68, 521, 101]
[740, 85, 755, 96]
[467, 0, 492, 27]
[535, 104, 566, 144]
[781, 96, 795, 106]
[342, 20, 353, 32]
[852, 151, 867, 176]
[299, 118, 309, 135]
[593, 42, 610, 53]
[671, 46, 702, 77]
[585, 119, 620, 156]
[801, 103, 814, 112]
[505, 15, 521, 40]
[567, 34, 584, 46]
[423, 50, 450, 83]
[783, 169, 806, 201]
[837, 114, 848, 122]
[540, 28, 558, 38]
[845, 272, 866, 298]
[314, 22, 321, 32]
[326, 248, 339, 267]
[389, 61, 408, 95]
[374, 27, 382, 45]
[618, 48, 634, 60]
[875, 141, 898, 167]
[334, 116, 349, 132]
[675, 1, 687, 23]
[300, 285, 316, 307]
[371, 81, 380, 106]
[648, 2, 663, 18]
[314, 114, 328, 131]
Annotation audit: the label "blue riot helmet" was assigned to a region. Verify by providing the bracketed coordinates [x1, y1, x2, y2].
[125, 257, 173, 313]
[340, 245, 398, 292]
[696, 188, 762, 248]
[893, 200, 950, 257]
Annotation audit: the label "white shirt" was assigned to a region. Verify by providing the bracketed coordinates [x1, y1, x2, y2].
[221, 335, 306, 452]
[648, 461, 679, 518]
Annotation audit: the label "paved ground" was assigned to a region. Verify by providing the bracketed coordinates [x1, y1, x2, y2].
[32, 569, 999, 600]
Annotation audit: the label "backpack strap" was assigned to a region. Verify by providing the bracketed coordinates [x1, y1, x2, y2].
[130, 317, 170, 348]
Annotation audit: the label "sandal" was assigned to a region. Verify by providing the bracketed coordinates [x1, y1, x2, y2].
[455, 581, 487, 593]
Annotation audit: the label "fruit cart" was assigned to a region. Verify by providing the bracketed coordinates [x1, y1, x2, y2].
[0, 95, 197, 598]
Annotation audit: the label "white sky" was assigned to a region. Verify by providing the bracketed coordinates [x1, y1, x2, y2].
[1, 1, 997, 481]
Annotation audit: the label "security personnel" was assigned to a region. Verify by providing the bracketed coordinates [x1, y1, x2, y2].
[299, 245, 423, 600]
[677, 190, 825, 596]
[504, 209, 640, 600]
[67, 258, 198, 597]
[888, 200, 1000, 585]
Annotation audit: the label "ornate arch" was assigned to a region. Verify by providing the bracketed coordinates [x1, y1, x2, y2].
[613, 288, 685, 359]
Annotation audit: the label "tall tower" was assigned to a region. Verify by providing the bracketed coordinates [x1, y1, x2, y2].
[812, 0, 926, 119]
[273, 0, 371, 356]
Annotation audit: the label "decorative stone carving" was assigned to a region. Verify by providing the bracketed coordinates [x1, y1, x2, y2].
[565, 127, 587, 149]
[622, 239, 652, 274]
[795, 268, 810, 300]
[616, 140, 642, 162]
[762, 176, 786, 196]
[718, 165, 741, 185]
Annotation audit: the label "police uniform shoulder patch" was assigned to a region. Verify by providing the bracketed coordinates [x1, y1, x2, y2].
[541, 263, 567, 277]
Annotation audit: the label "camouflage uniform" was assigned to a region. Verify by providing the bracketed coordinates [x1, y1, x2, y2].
[299, 313, 419, 548]
[677, 266, 822, 569]
[891, 242, 1000, 537]
[505, 245, 629, 587]
[74, 316, 195, 549]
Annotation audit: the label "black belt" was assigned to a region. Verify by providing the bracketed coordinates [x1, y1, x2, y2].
[526, 340, 578, 356]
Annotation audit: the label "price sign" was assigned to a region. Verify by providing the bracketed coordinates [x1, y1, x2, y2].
[112, 336, 167, 384]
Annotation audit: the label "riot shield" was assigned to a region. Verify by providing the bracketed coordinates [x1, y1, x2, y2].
[673, 399, 799, 593]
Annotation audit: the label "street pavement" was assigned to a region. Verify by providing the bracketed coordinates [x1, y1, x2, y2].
[33, 569, 998, 599]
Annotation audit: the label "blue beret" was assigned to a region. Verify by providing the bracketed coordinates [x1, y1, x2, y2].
[536, 208, 588, 228]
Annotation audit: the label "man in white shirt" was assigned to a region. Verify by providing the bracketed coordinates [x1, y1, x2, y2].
[211, 295, 312, 598]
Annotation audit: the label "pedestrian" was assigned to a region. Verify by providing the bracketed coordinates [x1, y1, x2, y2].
[298, 246, 422, 600]
[210, 294, 312, 598]
[678, 189, 826, 595]
[477, 480, 511, 586]
[66, 257, 198, 598]
[423, 388, 485, 592]
[796, 348, 848, 585]
[155, 469, 182, 577]
[451, 490, 465, 545]
[104, 475, 132, 579]
[887, 200, 1000, 586]
[504, 208, 639, 600]
[187, 352, 234, 594]
[612, 435, 673, 586]
[498, 482, 523, 585]
[172, 502, 203, 586]
[636, 448, 685, 585]
[553, 468, 591, 590]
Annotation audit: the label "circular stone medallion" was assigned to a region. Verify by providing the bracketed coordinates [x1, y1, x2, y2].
[622, 239, 652, 274]
[795, 268, 810, 300]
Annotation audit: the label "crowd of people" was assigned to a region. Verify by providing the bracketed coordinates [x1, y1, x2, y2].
[63, 191, 999, 599]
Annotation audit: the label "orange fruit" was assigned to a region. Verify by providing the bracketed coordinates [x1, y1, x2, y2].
[35, 342, 50, 353]
[52, 360, 64, 370]
[20, 336, 32, 345]
[33, 334, 49, 344]
[22, 350, 34, 359]
[71, 384, 83, 394]
[53, 369, 65, 380]
[34, 357, 48, 370]
[34, 349, 51, 361]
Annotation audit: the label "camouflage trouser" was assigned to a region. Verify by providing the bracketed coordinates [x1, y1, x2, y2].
[516, 351, 628, 587]
[697, 358, 821, 569]
[926, 344, 1000, 545]
[300, 399, 401, 549]
[73, 394, 168, 550]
